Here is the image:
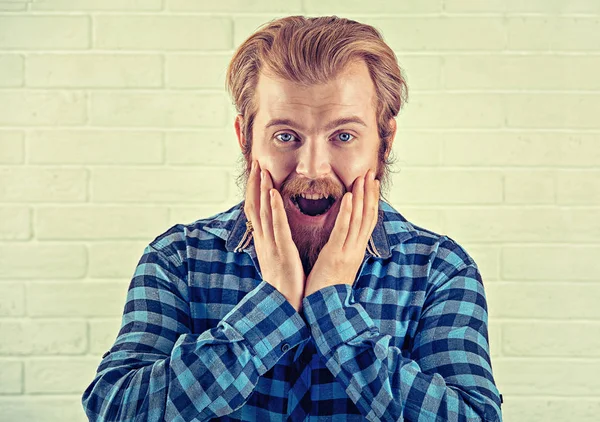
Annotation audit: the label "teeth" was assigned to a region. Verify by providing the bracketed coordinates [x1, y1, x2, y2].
[299, 193, 327, 200]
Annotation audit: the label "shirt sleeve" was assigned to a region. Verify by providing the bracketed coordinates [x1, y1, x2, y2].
[81, 243, 309, 422]
[301, 261, 502, 422]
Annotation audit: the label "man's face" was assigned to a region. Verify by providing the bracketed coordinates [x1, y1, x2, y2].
[236, 60, 391, 273]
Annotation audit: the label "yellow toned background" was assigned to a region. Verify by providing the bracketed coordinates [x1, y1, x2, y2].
[1, 0, 599, 421]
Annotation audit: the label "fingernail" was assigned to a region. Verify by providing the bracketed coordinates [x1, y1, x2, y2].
[260, 170, 264, 181]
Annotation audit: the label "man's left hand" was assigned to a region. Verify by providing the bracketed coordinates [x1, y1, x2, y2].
[304, 169, 380, 299]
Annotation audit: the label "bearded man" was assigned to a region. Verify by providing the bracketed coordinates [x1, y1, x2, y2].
[83, 16, 503, 422]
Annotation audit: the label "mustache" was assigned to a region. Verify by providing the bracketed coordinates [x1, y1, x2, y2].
[280, 177, 345, 200]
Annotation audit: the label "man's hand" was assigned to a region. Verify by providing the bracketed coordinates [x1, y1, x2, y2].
[304, 169, 380, 298]
[244, 160, 306, 312]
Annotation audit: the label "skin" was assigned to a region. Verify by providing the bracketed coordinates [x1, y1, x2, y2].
[235, 60, 397, 312]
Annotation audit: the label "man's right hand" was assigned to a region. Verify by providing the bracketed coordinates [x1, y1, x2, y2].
[244, 160, 306, 313]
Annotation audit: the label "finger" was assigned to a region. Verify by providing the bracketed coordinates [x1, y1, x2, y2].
[359, 170, 377, 241]
[270, 188, 295, 250]
[371, 179, 380, 233]
[260, 169, 275, 245]
[244, 160, 263, 238]
[346, 174, 365, 244]
[329, 192, 353, 249]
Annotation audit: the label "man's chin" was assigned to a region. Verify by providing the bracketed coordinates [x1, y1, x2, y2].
[285, 212, 333, 275]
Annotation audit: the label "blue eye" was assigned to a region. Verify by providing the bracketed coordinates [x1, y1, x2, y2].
[337, 132, 354, 143]
[275, 132, 297, 143]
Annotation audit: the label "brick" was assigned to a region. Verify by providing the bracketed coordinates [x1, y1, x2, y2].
[166, 130, 241, 165]
[0, 54, 23, 87]
[0, 320, 86, 355]
[504, 170, 556, 204]
[507, 17, 600, 51]
[95, 16, 232, 50]
[444, 55, 600, 90]
[0, 16, 89, 49]
[501, 246, 600, 281]
[89, 241, 148, 278]
[443, 0, 505, 12]
[89, 319, 122, 354]
[0, 131, 24, 163]
[0, 91, 86, 126]
[0, 3, 27, 11]
[389, 169, 503, 205]
[396, 207, 445, 236]
[169, 204, 238, 226]
[31, 0, 162, 10]
[28, 130, 163, 164]
[557, 133, 600, 166]
[364, 17, 505, 52]
[486, 282, 600, 318]
[455, 244, 500, 282]
[488, 321, 500, 358]
[303, 0, 441, 13]
[0, 168, 87, 203]
[503, 322, 600, 357]
[0, 206, 29, 240]
[91, 168, 229, 203]
[36, 206, 169, 240]
[392, 131, 443, 166]
[445, 207, 600, 244]
[397, 56, 442, 91]
[557, 170, 600, 205]
[166, 54, 231, 88]
[90, 92, 229, 127]
[27, 281, 127, 317]
[399, 94, 505, 129]
[494, 359, 600, 396]
[446, 0, 600, 13]
[0, 244, 86, 279]
[169, 0, 302, 12]
[0, 360, 22, 394]
[501, 398, 600, 422]
[0, 397, 84, 422]
[233, 15, 308, 46]
[0, 283, 25, 316]
[25, 358, 99, 394]
[505, 94, 600, 129]
[444, 132, 600, 167]
[26, 54, 163, 88]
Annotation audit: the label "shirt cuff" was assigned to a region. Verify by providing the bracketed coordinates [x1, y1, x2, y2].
[221, 280, 310, 375]
[302, 284, 379, 357]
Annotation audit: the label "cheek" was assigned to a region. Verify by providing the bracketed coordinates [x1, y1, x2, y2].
[332, 152, 377, 190]
[257, 155, 295, 189]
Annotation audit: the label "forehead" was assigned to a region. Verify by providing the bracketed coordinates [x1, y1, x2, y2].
[254, 61, 377, 129]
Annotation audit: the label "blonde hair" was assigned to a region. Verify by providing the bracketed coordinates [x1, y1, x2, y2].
[225, 15, 409, 198]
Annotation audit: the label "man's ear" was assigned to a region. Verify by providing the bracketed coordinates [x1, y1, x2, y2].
[234, 114, 247, 152]
[384, 118, 397, 161]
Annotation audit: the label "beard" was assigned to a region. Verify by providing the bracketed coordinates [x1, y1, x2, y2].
[283, 205, 332, 276]
[278, 173, 346, 276]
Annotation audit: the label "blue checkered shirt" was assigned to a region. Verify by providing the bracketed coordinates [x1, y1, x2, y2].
[82, 200, 502, 421]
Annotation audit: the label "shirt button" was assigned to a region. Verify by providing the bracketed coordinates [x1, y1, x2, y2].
[281, 343, 290, 353]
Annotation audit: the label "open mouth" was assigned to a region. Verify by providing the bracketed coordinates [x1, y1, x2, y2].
[290, 193, 336, 217]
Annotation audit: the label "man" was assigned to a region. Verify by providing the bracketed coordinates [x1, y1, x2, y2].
[82, 16, 502, 421]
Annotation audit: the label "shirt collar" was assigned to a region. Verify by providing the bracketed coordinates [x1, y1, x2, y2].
[202, 200, 417, 259]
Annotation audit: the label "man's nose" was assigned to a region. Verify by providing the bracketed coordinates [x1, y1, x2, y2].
[295, 139, 331, 179]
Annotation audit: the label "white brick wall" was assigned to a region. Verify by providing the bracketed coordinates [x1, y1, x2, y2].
[0, 1, 599, 420]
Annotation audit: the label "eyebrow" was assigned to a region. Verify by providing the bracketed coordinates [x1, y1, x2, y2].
[264, 116, 368, 132]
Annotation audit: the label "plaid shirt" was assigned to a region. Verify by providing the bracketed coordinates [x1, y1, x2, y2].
[82, 200, 502, 421]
